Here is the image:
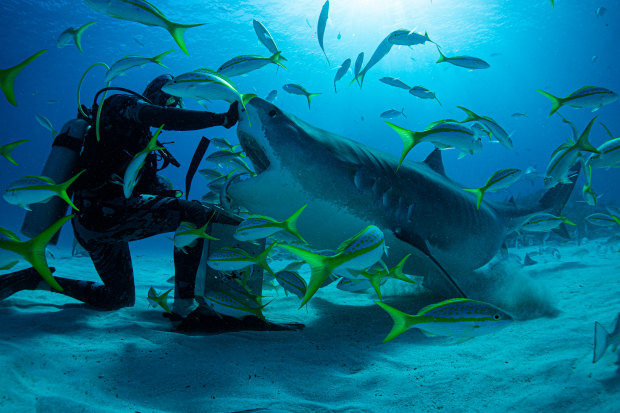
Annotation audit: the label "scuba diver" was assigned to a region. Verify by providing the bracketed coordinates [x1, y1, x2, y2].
[0, 74, 301, 332]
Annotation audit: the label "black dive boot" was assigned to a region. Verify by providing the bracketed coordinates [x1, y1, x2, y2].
[0, 267, 53, 301]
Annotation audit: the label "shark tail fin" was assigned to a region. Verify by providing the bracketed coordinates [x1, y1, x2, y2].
[278, 244, 333, 308]
[0, 49, 47, 106]
[19, 215, 72, 291]
[165, 21, 207, 55]
[0, 140, 28, 166]
[462, 187, 485, 209]
[593, 321, 610, 363]
[375, 301, 415, 343]
[74, 21, 98, 53]
[537, 89, 564, 116]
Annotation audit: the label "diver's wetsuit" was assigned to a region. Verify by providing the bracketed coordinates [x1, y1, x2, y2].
[47, 93, 237, 310]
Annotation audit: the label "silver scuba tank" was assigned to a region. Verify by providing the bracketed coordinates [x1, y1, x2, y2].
[21, 118, 89, 244]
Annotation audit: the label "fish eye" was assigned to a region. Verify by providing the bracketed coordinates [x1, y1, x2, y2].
[268, 109, 277, 118]
[493, 314, 501, 320]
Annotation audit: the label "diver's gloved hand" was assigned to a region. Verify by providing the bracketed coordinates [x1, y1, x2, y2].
[222, 102, 239, 129]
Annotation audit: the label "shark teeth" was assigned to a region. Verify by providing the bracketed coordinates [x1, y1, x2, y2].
[238, 131, 270, 174]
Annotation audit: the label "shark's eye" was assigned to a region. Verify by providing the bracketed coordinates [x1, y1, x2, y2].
[268, 109, 277, 118]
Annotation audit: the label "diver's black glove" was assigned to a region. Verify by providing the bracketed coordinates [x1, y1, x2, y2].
[222, 102, 239, 129]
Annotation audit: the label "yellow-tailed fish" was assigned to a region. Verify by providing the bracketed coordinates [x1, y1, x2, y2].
[463, 168, 523, 209]
[593, 313, 620, 363]
[409, 86, 442, 106]
[585, 212, 620, 227]
[336, 277, 388, 295]
[0, 215, 73, 292]
[457, 106, 513, 150]
[278, 225, 386, 307]
[197, 291, 268, 319]
[544, 117, 599, 188]
[537, 86, 618, 116]
[104, 50, 173, 82]
[161, 68, 256, 111]
[520, 213, 575, 232]
[0, 49, 47, 106]
[207, 243, 277, 275]
[83, 0, 206, 54]
[35, 114, 58, 137]
[317, 0, 330, 65]
[217, 52, 287, 78]
[3, 170, 85, 211]
[57, 21, 98, 52]
[436, 46, 490, 69]
[147, 286, 172, 313]
[333, 58, 351, 93]
[0, 140, 28, 166]
[385, 121, 478, 170]
[210, 137, 240, 151]
[581, 162, 598, 206]
[376, 298, 513, 342]
[173, 220, 219, 252]
[252, 19, 280, 55]
[282, 84, 322, 109]
[123, 125, 164, 198]
[274, 269, 307, 299]
[234, 205, 307, 243]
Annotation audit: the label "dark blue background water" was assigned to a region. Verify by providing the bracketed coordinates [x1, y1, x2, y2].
[1, 0, 618, 248]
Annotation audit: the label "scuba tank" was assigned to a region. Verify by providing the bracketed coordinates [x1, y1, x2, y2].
[21, 118, 90, 244]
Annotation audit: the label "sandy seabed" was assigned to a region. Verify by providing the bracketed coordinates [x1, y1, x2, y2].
[1, 239, 619, 413]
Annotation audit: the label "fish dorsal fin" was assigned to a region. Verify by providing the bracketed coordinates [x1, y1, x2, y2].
[423, 149, 446, 176]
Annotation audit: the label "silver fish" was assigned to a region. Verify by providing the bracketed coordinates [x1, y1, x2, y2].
[334, 58, 351, 93]
[317, 0, 330, 64]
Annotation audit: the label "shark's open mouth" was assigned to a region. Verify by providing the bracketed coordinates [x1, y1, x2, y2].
[238, 131, 270, 174]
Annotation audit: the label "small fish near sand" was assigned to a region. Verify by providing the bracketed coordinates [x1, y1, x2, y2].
[593, 313, 620, 363]
[375, 298, 513, 342]
[147, 286, 172, 313]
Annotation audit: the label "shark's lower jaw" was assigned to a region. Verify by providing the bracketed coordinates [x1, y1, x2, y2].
[238, 130, 270, 174]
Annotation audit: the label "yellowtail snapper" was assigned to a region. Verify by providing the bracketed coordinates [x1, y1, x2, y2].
[537, 86, 618, 116]
[463, 168, 523, 209]
[104, 50, 173, 82]
[234, 205, 308, 243]
[376, 298, 513, 342]
[436, 46, 490, 69]
[3, 171, 85, 211]
[282, 84, 322, 109]
[0, 140, 28, 166]
[207, 243, 277, 275]
[83, 0, 206, 54]
[57, 21, 98, 53]
[147, 287, 172, 313]
[217, 52, 287, 77]
[457, 106, 513, 150]
[0, 49, 47, 106]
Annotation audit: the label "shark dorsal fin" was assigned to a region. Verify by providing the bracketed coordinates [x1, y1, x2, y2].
[423, 149, 446, 176]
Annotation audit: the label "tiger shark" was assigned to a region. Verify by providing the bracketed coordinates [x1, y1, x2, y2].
[227, 98, 577, 296]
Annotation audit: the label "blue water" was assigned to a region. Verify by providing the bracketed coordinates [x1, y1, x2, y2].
[0, 0, 619, 247]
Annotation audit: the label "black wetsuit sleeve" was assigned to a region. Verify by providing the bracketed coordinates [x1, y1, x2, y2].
[133, 100, 226, 131]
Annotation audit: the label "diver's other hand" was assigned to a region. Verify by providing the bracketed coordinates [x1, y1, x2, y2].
[222, 102, 239, 129]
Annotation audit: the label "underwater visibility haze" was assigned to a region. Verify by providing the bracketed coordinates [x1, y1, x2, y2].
[1, 0, 620, 412]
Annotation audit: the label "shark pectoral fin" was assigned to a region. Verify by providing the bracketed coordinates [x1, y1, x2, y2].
[394, 227, 467, 298]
